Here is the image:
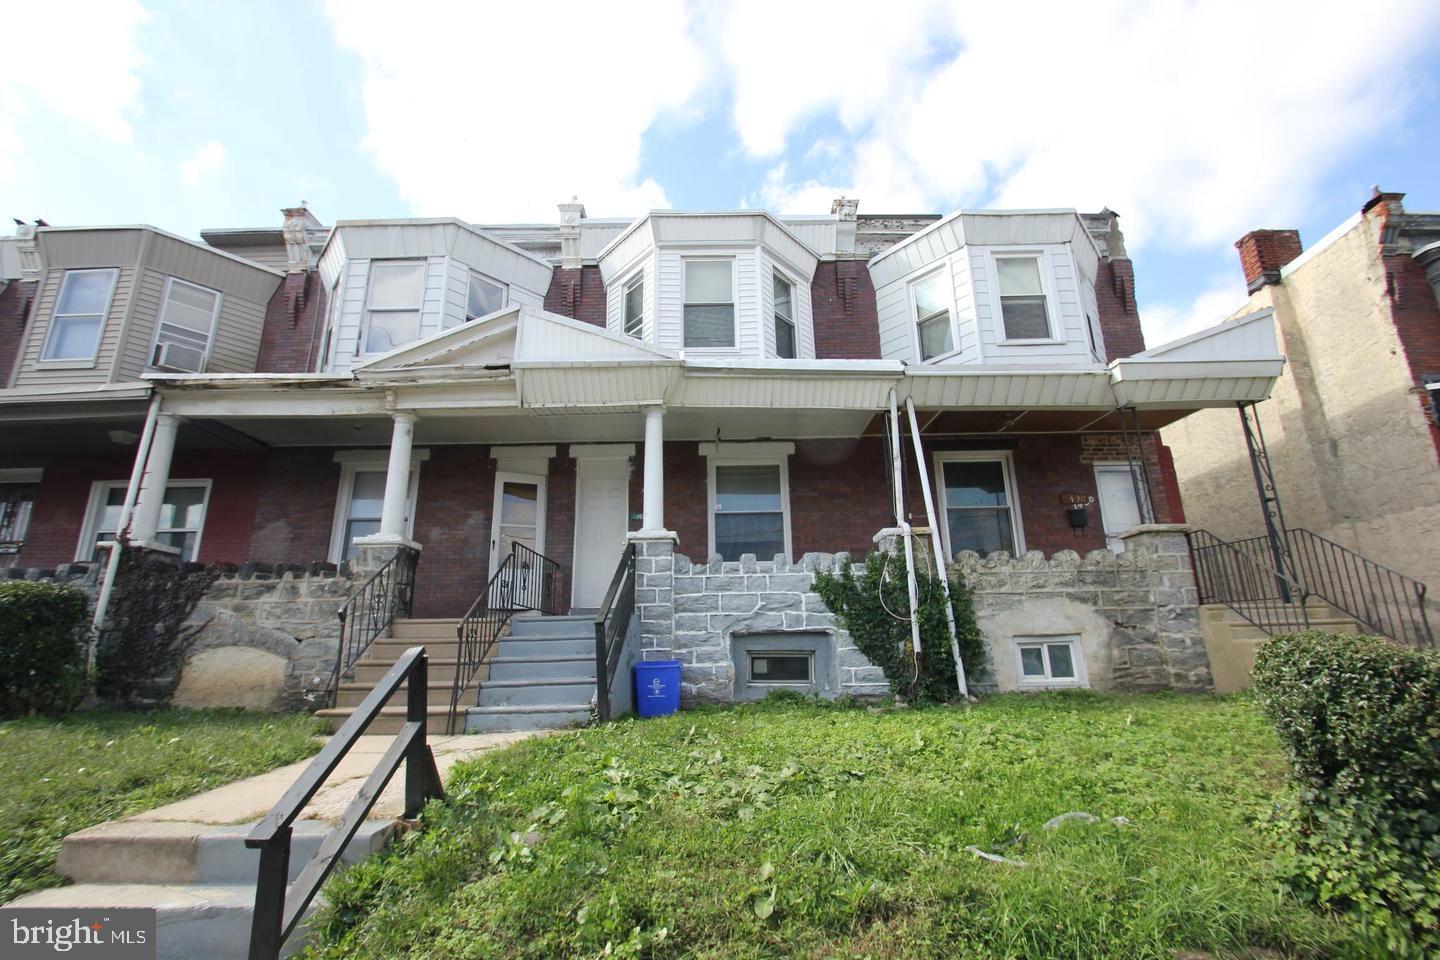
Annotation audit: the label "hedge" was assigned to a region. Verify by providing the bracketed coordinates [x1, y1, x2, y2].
[1252, 631, 1440, 956]
[0, 581, 90, 718]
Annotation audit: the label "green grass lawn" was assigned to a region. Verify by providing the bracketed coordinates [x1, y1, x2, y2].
[0, 708, 326, 903]
[310, 693, 1348, 959]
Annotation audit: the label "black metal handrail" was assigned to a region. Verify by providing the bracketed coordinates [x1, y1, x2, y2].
[330, 546, 418, 707]
[1188, 529, 1312, 636]
[247, 646, 443, 960]
[446, 542, 563, 734]
[593, 543, 637, 723]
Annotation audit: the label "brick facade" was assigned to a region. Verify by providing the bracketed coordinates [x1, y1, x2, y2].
[811, 261, 883, 358]
[255, 273, 329, 373]
[1094, 258, 1146, 361]
[0, 278, 36, 388]
[1235, 229, 1303, 289]
[543, 265, 607, 328]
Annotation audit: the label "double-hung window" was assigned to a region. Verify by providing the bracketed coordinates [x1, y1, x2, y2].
[772, 273, 796, 359]
[935, 453, 1021, 558]
[1016, 636, 1085, 687]
[43, 268, 117, 362]
[0, 472, 38, 568]
[711, 461, 789, 562]
[150, 278, 220, 372]
[623, 274, 644, 339]
[996, 255, 1052, 341]
[81, 480, 210, 562]
[329, 457, 422, 562]
[912, 271, 953, 361]
[465, 271, 505, 322]
[683, 259, 735, 348]
[363, 260, 425, 354]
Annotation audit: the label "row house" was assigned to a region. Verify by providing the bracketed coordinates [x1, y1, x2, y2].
[0, 198, 1284, 728]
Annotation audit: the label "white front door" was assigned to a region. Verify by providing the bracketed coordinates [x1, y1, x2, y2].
[490, 472, 547, 572]
[1094, 464, 1145, 552]
[572, 458, 631, 609]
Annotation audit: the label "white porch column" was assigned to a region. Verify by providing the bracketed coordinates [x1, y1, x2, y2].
[130, 413, 181, 546]
[640, 407, 665, 535]
[377, 411, 417, 541]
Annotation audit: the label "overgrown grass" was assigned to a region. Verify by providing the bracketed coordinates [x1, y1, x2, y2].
[0, 708, 326, 902]
[311, 693, 1349, 959]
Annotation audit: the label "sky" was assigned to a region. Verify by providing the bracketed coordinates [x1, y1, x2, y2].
[3, 0, 1439, 347]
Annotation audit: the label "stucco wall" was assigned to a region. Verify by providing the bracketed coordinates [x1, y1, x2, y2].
[1163, 212, 1440, 594]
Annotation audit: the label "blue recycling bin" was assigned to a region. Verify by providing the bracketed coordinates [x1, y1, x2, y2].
[634, 659, 682, 717]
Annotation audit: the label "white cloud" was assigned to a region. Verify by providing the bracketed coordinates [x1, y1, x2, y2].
[0, 1, 148, 185]
[323, 0, 703, 221]
[179, 141, 227, 187]
[1141, 276, 1246, 346]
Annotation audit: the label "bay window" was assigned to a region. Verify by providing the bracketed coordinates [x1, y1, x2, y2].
[42, 268, 117, 362]
[363, 260, 425, 353]
[773, 273, 796, 359]
[683, 259, 735, 348]
[912, 270, 953, 361]
[465, 271, 505, 322]
[623, 274, 644, 339]
[996, 254, 1053, 341]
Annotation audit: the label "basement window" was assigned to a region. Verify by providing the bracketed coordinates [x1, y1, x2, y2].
[748, 651, 813, 685]
[1015, 636, 1086, 688]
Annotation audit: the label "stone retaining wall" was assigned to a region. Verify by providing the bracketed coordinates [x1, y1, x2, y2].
[1, 561, 102, 596]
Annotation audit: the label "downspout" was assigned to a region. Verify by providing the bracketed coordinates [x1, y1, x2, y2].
[89, 394, 162, 677]
[905, 396, 968, 698]
[887, 389, 923, 687]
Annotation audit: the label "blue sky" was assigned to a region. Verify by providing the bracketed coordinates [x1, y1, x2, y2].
[3, 0, 1439, 345]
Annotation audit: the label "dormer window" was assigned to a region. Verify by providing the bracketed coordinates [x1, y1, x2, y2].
[363, 260, 424, 353]
[683, 259, 735, 348]
[912, 271, 953, 361]
[42, 268, 117, 362]
[996, 254, 1052, 341]
[773, 274, 796, 359]
[151, 278, 220, 372]
[623, 274, 644, 339]
[466, 271, 505, 322]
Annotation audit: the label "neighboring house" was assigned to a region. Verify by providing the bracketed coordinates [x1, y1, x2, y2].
[0, 197, 1285, 724]
[1163, 189, 1440, 603]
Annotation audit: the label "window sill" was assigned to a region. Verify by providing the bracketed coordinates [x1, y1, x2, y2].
[995, 336, 1066, 347]
[36, 359, 99, 370]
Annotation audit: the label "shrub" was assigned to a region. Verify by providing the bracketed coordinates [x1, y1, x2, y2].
[0, 581, 90, 718]
[1252, 631, 1440, 956]
[813, 550, 988, 702]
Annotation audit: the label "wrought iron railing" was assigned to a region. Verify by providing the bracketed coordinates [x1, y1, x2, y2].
[593, 543, 637, 723]
[1188, 529, 1312, 636]
[446, 542, 562, 734]
[330, 546, 418, 706]
[247, 646, 443, 960]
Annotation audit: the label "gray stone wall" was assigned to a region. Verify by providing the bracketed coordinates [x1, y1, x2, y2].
[185, 561, 358, 710]
[0, 562, 101, 599]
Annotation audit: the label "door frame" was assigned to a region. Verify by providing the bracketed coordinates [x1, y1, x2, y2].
[569, 445, 635, 609]
[1092, 461, 1148, 552]
[489, 470, 547, 573]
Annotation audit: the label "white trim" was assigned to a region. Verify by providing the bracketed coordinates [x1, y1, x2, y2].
[570, 443, 636, 459]
[770, 265, 797, 360]
[490, 445, 557, 461]
[359, 258, 426, 356]
[147, 276, 222, 373]
[41, 267, 119, 365]
[0, 468, 43, 483]
[932, 450, 1025, 560]
[77, 477, 211, 562]
[704, 449, 793, 563]
[328, 459, 422, 563]
[907, 264, 958, 363]
[490, 471, 548, 573]
[698, 441, 795, 458]
[1014, 635, 1088, 688]
[681, 256, 737, 349]
[988, 249, 1063, 345]
[1092, 461, 1149, 553]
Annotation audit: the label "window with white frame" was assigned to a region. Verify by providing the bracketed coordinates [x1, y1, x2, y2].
[363, 260, 425, 354]
[772, 273, 796, 359]
[150, 278, 220, 372]
[935, 453, 1021, 558]
[911, 270, 954, 361]
[465, 271, 505, 322]
[80, 480, 210, 562]
[710, 459, 789, 562]
[683, 259, 735, 348]
[42, 268, 118, 362]
[1015, 636, 1086, 687]
[748, 651, 813, 684]
[1425, 377, 1439, 422]
[330, 463, 419, 562]
[996, 255, 1053, 341]
[0, 472, 39, 568]
[622, 273, 644, 339]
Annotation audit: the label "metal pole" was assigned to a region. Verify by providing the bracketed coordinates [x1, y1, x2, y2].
[1238, 402, 1294, 602]
[887, 391, 924, 673]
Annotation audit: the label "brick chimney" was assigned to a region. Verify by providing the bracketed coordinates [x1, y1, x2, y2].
[1235, 229, 1302, 292]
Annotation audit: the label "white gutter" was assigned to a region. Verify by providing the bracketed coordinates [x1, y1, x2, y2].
[905, 396, 967, 698]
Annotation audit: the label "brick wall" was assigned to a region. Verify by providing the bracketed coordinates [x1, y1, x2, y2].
[249, 447, 341, 563]
[1236, 229, 1303, 288]
[1094, 259, 1146, 360]
[256, 273, 329, 373]
[810, 261, 882, 358]
[543, 453, 576, 613]
[1381, 251, 1440, 460]
[543, 266, 607, 328]
[0, 278, 36, 387]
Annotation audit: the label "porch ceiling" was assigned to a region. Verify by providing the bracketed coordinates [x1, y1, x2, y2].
[859, 406, 1194, 437]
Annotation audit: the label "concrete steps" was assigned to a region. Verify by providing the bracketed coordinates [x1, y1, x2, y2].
[1200, 600, 1361, 693]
